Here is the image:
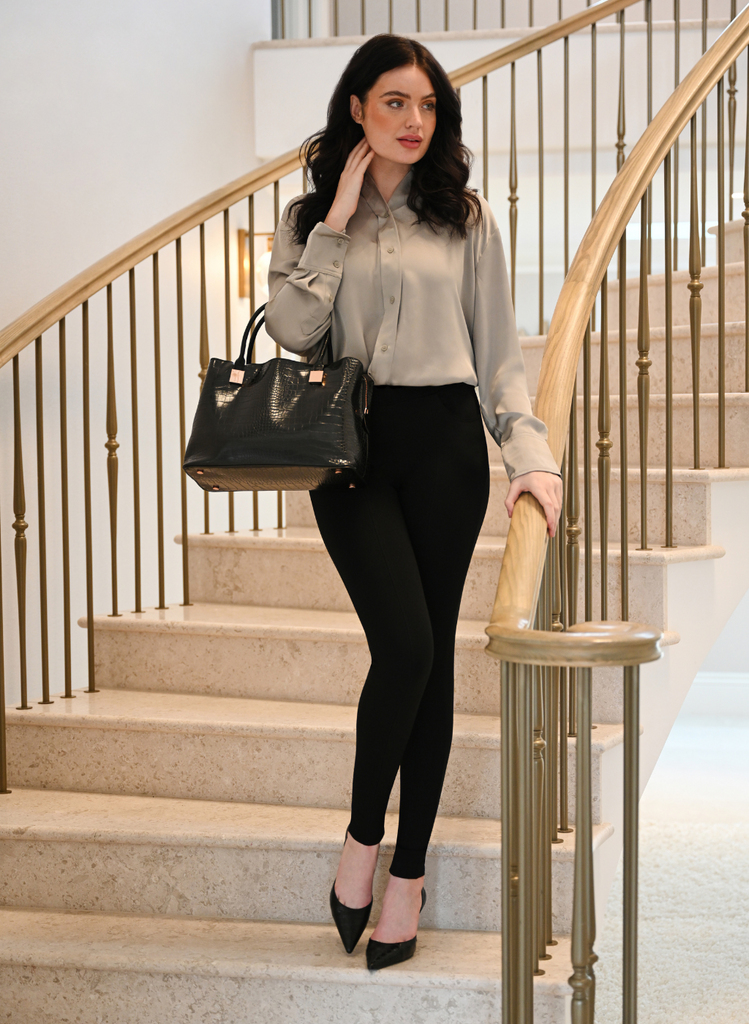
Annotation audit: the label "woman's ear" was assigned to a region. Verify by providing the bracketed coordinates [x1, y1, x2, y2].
[350, 95, 363, 124]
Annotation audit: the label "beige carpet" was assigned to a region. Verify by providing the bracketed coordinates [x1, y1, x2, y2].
[595, 717, 749, 1023]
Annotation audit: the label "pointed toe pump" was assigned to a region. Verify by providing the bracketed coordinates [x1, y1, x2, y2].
[366, 888, 427, 972]
[330, 883, 373, 954]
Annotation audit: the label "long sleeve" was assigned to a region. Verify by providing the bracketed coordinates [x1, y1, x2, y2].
[472, 224, 561, 481]
[264, 201, 350, 355]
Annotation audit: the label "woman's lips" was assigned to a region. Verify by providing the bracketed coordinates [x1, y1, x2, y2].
[397, 137, 422, 149]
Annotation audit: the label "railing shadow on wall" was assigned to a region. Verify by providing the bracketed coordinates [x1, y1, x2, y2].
[2, 0, 749, 1019]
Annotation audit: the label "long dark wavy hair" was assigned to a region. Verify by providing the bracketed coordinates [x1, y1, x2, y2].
[289, 34, 481, 243]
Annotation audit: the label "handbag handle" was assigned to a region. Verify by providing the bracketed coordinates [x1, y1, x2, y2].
[233, 302, 333, 370]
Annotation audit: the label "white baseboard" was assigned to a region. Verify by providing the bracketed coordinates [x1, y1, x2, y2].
[681, 672, 749, 717]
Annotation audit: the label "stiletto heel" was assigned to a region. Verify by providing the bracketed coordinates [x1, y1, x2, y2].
[330, 883, 372, 954]
[366, 888, 427, 971]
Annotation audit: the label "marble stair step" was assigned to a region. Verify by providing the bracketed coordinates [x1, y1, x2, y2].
[288, 467, 746, 547]
[0, 907, 572, 1024]
[521, 320, 748, 398]
[4, 688, 622, 824]
[179, 527, 724, 630]
[0, 789, 613, 935]
[84, 604, 502, 717]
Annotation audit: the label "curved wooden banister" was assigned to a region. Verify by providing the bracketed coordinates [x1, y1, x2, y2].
[0, 0, 645, 371]
[487, 3, 749, 645]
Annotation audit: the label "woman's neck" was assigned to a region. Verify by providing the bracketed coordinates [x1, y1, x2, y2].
[368, 156, 411, 204]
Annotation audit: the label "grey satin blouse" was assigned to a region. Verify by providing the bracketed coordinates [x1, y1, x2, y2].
[264, 169, 559, 481]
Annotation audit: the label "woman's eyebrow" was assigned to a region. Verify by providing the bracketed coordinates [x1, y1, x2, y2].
[379, 90, 436, 100]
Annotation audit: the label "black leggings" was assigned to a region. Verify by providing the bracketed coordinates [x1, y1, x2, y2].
[310, 383, 490, 879]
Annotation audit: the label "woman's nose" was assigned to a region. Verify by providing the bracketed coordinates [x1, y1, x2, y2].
[405, 106, 423, 129]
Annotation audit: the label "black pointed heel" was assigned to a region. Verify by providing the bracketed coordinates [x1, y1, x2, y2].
[365, 888, 427, 972]
[330, 883, 373, 954]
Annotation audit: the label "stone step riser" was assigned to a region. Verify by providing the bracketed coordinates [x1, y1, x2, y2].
[0, 834, 573, 935]
[4, 719, 605, 825]
[92, 625, 501, 717]
[522, 328, 747, 399]
[606, 263, 745, 331]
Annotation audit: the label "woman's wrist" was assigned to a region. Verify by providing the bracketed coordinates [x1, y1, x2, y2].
[324, 205, 350, 233]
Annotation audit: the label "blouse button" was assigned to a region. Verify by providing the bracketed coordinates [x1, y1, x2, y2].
[333, 260, 340, 268]
[389, 295, 395, 304]
[387, 246, 394, 254]
[381, 345, 389, 352]
[337, 238, 343, 246]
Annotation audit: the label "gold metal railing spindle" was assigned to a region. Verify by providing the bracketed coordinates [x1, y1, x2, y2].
[12, 355, 30, 710]
[532, 663, 546, 972]
[280, 0, 286, 39]
[501, 0, 505, 29]
[744, 50, 749, 394]
[617, 10, 626, 173]
[81, 303, 95, 693]
[565, 35, 570, 278]
[416, 0, 421, 33]
[646, 0, 653, 276]
[128, 270, 142, 614]
[590, 22, 596, 233]
[59, 319, 73, 695]
[308, 0, 313, 38]
[0, 530, 9, 792]
[538, 49, 545, 335]
[622, 664, 641, 1024]
[674, 0, 681, 271]
[500, 660, 519, 1023]
[618, 229, 629, 621]
[274, 180, 284, 531]
[728, 60, 737, 222]
[444, 0, 449, 31]
[361, 0, 366, 35]
[701, 0, 708, 264]
[199, 222, 211, 535]
[509, 63, 518, 308]
[105, 286, 121, 618]
[529, 0, 534, 28]
[566, 388, 580, 736]
[718, 76, 727, 468]
[597, 275, 612, 617]
[558, 453, 572, 834]
[688, 115, 703, 469]
[473, 0, 477, 30]
[389, 0, 393, 34]
[152, 254, 167, 609]
[482, 76, 489, 200]
[541, 557, 556, 951]
[248, 193, 260, 532]
[550, 531, 562, 846]
[334, 0, 339, 36]
[517, 661, 535, 1022]
[176, 239, 191, 605]
[636, 194, 652, 552]
[224, 209, 236, 534]
[34, 338, 51, 705]
[568, 666, 595, 1024]
[664, 153, 675, 547]
[583, 323, 593, 621]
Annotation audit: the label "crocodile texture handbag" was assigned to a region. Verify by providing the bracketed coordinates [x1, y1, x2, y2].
[183, 305, 372, 492]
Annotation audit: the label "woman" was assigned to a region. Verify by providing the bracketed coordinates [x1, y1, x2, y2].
[265, 34, 562, 971]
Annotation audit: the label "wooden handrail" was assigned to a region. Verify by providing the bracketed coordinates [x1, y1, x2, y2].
[0, 0, 645, 370]
[487, 3, 749, 643]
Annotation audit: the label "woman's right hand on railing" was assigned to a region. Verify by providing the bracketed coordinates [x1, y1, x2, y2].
[324, 139, 375, 233]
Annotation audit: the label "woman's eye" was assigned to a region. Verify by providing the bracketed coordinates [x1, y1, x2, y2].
[388, 100, 403, 108]
[423, 103, 435, 111]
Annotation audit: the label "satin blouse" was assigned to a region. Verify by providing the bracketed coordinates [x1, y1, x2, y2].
[264, 169, 559, 481]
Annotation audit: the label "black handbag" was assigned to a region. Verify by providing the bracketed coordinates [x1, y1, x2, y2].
[183, 305, 372, 492]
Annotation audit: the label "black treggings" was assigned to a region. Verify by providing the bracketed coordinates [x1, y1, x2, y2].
[310, 383, 491, 879]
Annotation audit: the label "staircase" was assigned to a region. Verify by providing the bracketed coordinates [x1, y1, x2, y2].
[2, 234, 748, 1019]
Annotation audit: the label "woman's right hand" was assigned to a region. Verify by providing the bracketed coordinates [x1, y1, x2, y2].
[324, 139, 375, 233]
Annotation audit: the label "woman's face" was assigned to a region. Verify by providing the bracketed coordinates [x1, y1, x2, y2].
[350, 64, 437, 168]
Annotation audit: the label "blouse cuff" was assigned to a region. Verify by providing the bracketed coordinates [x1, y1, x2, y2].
[500, 431, 562, 482]
[298, 222, 350, 278]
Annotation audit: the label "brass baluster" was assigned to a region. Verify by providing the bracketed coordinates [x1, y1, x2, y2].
[416, 0, 421, 32]
[533, 661, 546, 973]
[619, 227, 629, 621]
[689, 115, 703, 469]
[105, 287, 121, 619]
[501, 0, 505, 29]
[646, 0, 653, 275]
[129, 270, 142, 613]
[550, 530, 562, 845]
[566, 387, 580, 733]
[199, 222, 211, 535]
[34, 338, 51, 704]
[622, 665, 641, 1024]
[361, 0, 366, 34]
[597, 275, 612, 616]
[59, 319, 73, 694]
[482, 75, 489, 200]
[590, 23, 596, 225]
[176, 239, 191, 605]
[12, 355, 30, 710]
[718, 77, 727, 468]
[728, 17, 737, 221]
[509, 62, 518, 308]
[0, 526, 9, 791]
[81, 303, 95, 692]
[701, 0, 708, 264]
[517, 661, 535, 1022]
[501, 660, 519, 1023]
[664, 153, 675, 547]
[673, 0, 680, 271]
[280, 0, 286, 38]
[542, 554, 556, 951]
[274, 180, 284, 530]
[529, 0, 533, 28]
[389, 0, 393, 33]
[248, 194, 260, 532]
[568, 666, 596, 1024]
[444, 0, 448, 31]
[308, 0, 313, 37]
[616, 10, 626, 172]
[744, 50, 749, 394]
[636, 193, 652, 551]
[558, 452, 572, 834]
[153, 254, 167, 609]
[538, 49, 544, 335]
[334, 0, 339, 36]
[583, 322, 593, 620]
[224, 209, 236, 534]
[473, 0, 477, 30]
[565, 34, 570, 278]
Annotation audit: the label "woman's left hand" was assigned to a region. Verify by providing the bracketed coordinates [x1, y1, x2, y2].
[504, 471, 563, 538]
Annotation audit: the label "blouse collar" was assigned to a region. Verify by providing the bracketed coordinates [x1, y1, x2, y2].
[361, 168, 414, 217]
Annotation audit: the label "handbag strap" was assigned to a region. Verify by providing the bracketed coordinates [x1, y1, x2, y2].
[232, 303, 333, 370]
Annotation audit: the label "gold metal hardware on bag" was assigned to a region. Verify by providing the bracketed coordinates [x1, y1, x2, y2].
[309, 369, 325, 384]
[230, 369, 245, 384]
